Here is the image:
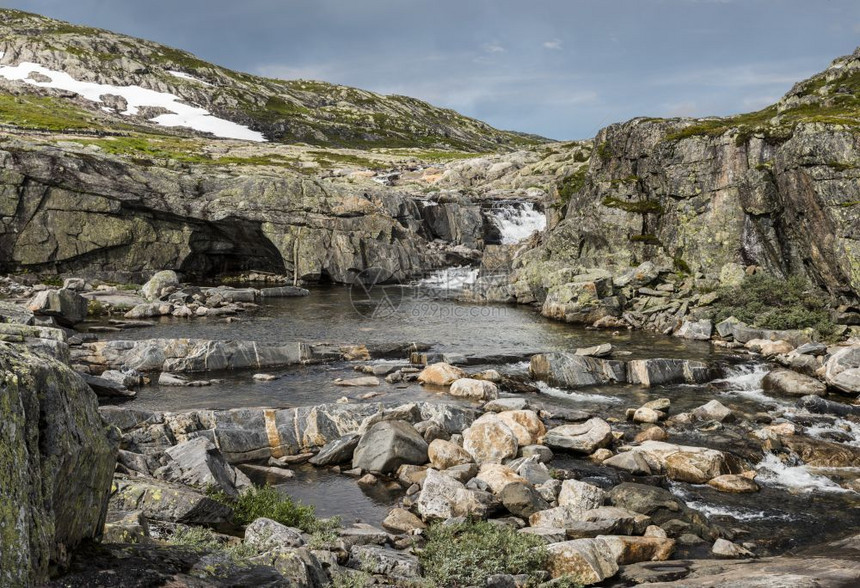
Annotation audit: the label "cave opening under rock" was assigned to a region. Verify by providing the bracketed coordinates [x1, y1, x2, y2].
[179, 218, 286, 279]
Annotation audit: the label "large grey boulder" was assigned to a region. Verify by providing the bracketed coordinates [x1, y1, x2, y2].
[154, 437, 250, 497]
[27, 288, 88, 326]
[0, 299, 34, 325]
[530, 352, 626, 388]
[627, 359, 711, 387]
[544, 418, 613, 454]
[763, 369, 827, 397]
[141, 270, 179, 301]
[352, 545, 421, 578]
[244, 517, 305, 551]
[823, 346, 860, 394]
[0, 342, 118, 586]
[309, 433, 360, 466]
[416, 469, 492, 521]
[109, 476, 232, 525]
[352, 420, 429, 474]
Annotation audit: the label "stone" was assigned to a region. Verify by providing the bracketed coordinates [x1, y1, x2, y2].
[643, 398, 671, 412]
[635, 426, 668, 443]
[558, 479, 607, 513]
[484, 397, 529, 412]
[110, 476, 232, 525]
[575, 343, 613, 357]
[603, 451, 652, 475]
[500, 481, 551, 518]
[633, 407, 662, 424]
[496, 410, 546, 446]
[352, 545, 420, 578]
[614, 441, 740, 483]
[339, 523, 393, 548]
[476, 464, 529, 494]
[259, 286, 310, 298]
[521, 444, 554, 463]
[627, 359, 710, 387]
[27, 288, 89, 326]
[82, 373, 135, 398]
[545, 539, 619, 584]
[382, 508, 426, 533]
[599, 535, 675, 565]
[417, 362, 466, 386]
[309, 433, 360, 466]
[428, 438, 473, 470]
[251, 546, 327, 587]
[471, 368, 502, 382]
[517, 460, 553, 486]
[244, 517, 305, 551]
[154, 437, 250, 497]
[449, 377, 499, 400]
[707, 474, 760, 493]
[823, 346, 860, 394]
[763, 369, 827, 397]
[746, 338, 794, 357]
[416, 469, 490, 521]
[124, 302, 174, 319]
[141, 270, 179, 301]
[336, 376, 380, 387]
[0, 343, 117, 586]
[443, 463, 479, 484]
[463, 415, 519, 464]
[0, 300, 34, 325]
[530, 352, 626, 388]
[712, 538, 754, 558]
[351, 420, 429, 474]
[102, 511, 150, 544]
[690, 400, 733, 423]
[519, 527, 567, 544]
[544, 418, 613, 454]
[676, 319, 713, 341]
[796, 342, 827, 355]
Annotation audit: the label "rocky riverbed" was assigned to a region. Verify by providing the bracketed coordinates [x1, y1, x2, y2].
[4, 269, 860, 587]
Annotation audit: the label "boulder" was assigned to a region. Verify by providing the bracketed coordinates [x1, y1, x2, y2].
[0, 299, 34, 325]
[575, 343, 613, 357]
[463, 415, 519, 464]
[627, 359, 711, 387]
[154, 437, 250, 497]
[558, 479, 607, 513]
[109, 476, 232, 525]
[476, 464, 528, 494]
[428, 439, 473, 470]
[416, 469, 491, 521]
[612, 441, 741, 483]
[484, 397, 529, 412]
[27, 288, 88, 326]
[335, 376, 380, 387]
[675, 319, 713, 341]
[823, 346, 860, 394]
[521, 444, 554, 463]
[352, 420, 429, 474]
[544, 418, 613, 454]
[382, 508, 426, 533]
[530, 352, 626, 388]
[763, 369, 827, 397]
[603, 451, 652, 475]
[495, 410, 546, 446]
[141, 270, 179, 301]
[244, 517, 305, 551]
[82, 373, 135, 398]
[449, 378, 499, 400]
[417, 362, 466, 386]
[309, 433, 360, 466]
[712, 538, 754, 558]
[690, 400, 733, 423]
[632, 407, 662, 424]
[0, 343, 118, 585]
[251, 546, 326, 587]
[599, 535, 675, 565]
[259, 286, 310, 298]
[124, 302, 174, 319]
[545, 538, 619, 584]
[707, 474, 759, 493]
[500, 481, 551, 518]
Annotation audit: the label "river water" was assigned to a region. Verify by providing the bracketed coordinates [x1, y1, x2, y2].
[92, 281, 860, 552]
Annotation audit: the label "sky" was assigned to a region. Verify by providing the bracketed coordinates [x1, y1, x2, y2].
[4, 0, 860, 140]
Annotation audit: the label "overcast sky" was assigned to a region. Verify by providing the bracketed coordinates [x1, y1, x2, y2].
[4, 0, 860, 139]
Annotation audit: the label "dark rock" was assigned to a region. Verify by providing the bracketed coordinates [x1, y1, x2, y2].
[352, 420, 429, 474]
[500, 481, 551, 518]
[309, 433, 360, 466]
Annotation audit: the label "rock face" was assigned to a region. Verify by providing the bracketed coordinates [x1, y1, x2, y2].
[0, 342, 118, 586]
[351, 420, 429, 474]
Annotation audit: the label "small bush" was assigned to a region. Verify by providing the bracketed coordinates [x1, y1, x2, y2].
[713, 273, 835, 337]
[419, 521, 548, 587]
[330, 570, 374, 588]
[168, 525, 224, 550]
[209, 485, 338, 535]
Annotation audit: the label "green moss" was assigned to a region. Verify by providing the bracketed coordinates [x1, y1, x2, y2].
[419, 521, 548, 587]
[0, 93, 100, 131]
[596, 141, 613, 162]
[208, 485, 340, 535]
[601, 196, 663, 214]
[827, 160, 857, 171]
[555, 167, 588, 209]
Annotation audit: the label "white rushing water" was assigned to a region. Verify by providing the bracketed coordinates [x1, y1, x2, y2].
[492, 202, 546, 245]
[755, 453, 850, 493]
[0, 61, 266, 141]
[535, 381, 624, 404]
[711, 363, 789, 405]
[415, 266, 480, 294]
[669, 482, 794, 521]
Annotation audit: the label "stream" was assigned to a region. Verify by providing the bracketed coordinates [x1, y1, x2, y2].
[91, 277, 860, 555]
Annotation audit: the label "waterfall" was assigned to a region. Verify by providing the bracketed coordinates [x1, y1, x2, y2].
[491, 202, 546, 244]
[414, 266, 480, 297]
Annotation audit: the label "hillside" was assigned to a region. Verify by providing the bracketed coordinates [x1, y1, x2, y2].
[0, 8, 543, 151]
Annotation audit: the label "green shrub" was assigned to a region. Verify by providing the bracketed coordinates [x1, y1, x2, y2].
[168, 525, 224, 550]
[555, 167, 588, 209]
[713, 273, 835, 337]
[209, 485, 339, 535]
[330, 570, 374, 588]
[419, 521, 548, 587]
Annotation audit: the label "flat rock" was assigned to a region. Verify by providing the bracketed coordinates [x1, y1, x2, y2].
[544, 418, 613, 454]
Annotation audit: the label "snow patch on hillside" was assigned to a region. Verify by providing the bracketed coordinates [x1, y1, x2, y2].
[0, 61, 265, 141]
[167, 70, 212, 86]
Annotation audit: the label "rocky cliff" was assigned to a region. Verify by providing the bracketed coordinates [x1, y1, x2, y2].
[0, 339, 117, 586]
[506, 48, 860, 313]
